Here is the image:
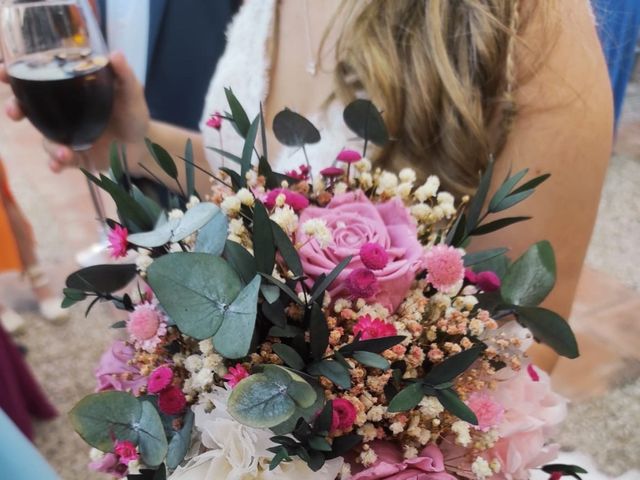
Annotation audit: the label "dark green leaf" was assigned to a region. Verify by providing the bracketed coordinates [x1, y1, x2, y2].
[206, 147, 243, 166]
[514, 306, 579, 358]
[436, 388, 478, 425]
[542, 464, 588, 476]
[66, 264, 137, 293]
[270, 435, 300, 448]
[308, 436, 332, 452]
[224, 240, 258, 285]
[259, 273, 303, 305]
[339, 335, 405, 355]
[463, 248, 509, 267]
[353, 351, 390, 370]
[272, 221, 303, 277]
[273, 343, 305, 370]
[241, 116, 260, 177]
[309, 303, 329, 361]
[501, 240, 556, 306]
[220, 167, 245, 191]
[445, 213, 467, 247]
[145, 139, 178, 179]
[488, 168, 529, 212]
[424, 345, 484, 385]
[269, 447, 291, 471]
[110, 142, 124, 183]
[62, 287, 86, 308]
[471, 216, 531, 236]
[326, 434, 362, 459]
[313, 401, 333, 434]
[511, 173, 551, 195]
[130, 186, 164, 226]
[272, 109, 321, 147]
[262, 299, 286, 327]
[307, 448, 326, 471]
[225, 87, 250, 137]
[465, 159, 495, 234]
[387, 382, 425, 412]
[261, 284, 280, 304]
[184, 139, 196, 198]
[253, 201, 276, 274]
[269, 324, 304, 338]
[493, 189, 535, 212]
[343, 99, 389, 146]
[307, 360, 351, 389]
[111, 320, 126, 329]
[310, 256, 353, 303]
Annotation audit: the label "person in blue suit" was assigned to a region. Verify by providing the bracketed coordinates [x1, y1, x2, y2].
[591, 0, 640, 129]
[96, 0, 239, 130]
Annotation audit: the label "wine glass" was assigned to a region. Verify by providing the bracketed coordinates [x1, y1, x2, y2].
[0, 0, 115, 264]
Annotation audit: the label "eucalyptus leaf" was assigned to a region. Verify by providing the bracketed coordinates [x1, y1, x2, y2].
[69, 391, 141, 452]
[170, 203, 220, 242]
[66, 264, 137, 293]
[127, 219, 179, 248]
[270, 381, 324, 435]
[463, 248, 508, 267]
[262, 299, 287, 327]
[165, 410, 194, 470]
[224, 240, 258, 285]
[131, 186, 164, 225]
[147, 253, 242, 339]
[194, 209, 229, 256]
[261, 284, 280, 304]
[501, 241, 556, 306]
[259, 273, 303, 305]
[353, 351, 390, 370]
[493, 189, 535, 212]
[273, 108, 321, 147]
[137, 400, 169, 467]
[343, 99, 389, 147]
[110, 142, 124, 183]
[511, 173, 551, 195]
[213, 275, 261, 359]
[307, 360, 351, 389]
[514, 306, 579, 358]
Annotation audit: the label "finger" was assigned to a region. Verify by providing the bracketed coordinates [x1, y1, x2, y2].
[42, 139, 75, 167]
[5, 96, 25, 120]
[0, 63, 8, 83]
[109, 51, 138, 89]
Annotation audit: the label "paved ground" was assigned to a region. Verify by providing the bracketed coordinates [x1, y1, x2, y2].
[0, 74, 639, 477]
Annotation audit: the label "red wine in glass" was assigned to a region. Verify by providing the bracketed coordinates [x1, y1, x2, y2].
[8, 50, 114, 150]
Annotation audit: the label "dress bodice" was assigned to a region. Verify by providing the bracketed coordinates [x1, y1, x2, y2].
[200, 0, 354, 176]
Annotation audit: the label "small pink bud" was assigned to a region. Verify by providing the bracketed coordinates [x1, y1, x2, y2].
[359, 242, 389, 270]
[464, 268, 478, 283]
[206, 112, 223, 130]
[345, 268, 379, 299]
[476, 271, 501, 292]
[336, 149, 362, 164]
[147, 365, 173, 394]
[320, 166, 345, 178]
[527, 364, 540, 382]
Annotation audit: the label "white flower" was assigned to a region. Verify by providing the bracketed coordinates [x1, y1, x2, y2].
[357, 423, 378, 442]
[184, 355, 204, 373]
[397, 182, 413, 200]
[334, 182, 348, 195]
[245, 170, 258, 187]
[471, 457, 493, 480]
[168, 208, 184, 220]
[469, 318, 485, 337]
[414, 175, 440, 202]
[355, 157, 372, 172]
[135, 250, 153, 274]
[302, 218, 332, 248]
[418, 396, 444, 418]
[191, 368, 214, 390]
[411, 203, 432, 222]
[376, 171, 399, 195]
[358, 172, 373, 189]
[169, 388, 343, 480]
[437, 191, 454, 206]
[236, 188, 255, 207]
[366, 405, 386, 422]
[404, 446, 419, 459]
[199, 339, 214, 355]
[270, 205, 298, 235]
[127, 460, 142, 475]
[452, 420, 472, 447]
[399, 168, 417, 184]
[359, 448, 378, 467]
[220, 196, 242, 215]
[228, 218, 247, 237]
[186, 196, 200, 210]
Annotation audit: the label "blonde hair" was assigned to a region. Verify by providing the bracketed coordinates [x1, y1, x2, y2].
[325, 0, 552, 195]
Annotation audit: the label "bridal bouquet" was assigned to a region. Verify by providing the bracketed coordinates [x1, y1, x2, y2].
[64, 91, 586, 480]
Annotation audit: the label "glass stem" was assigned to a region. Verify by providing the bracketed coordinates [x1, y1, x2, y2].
[79, 151, 109, 237]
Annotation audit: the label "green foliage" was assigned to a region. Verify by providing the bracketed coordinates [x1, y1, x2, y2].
[387, 382, 426, 412]
[343, 99, 389, 149]
[145, 139, 178, 179]
[241, 116, 260, 178]
[352, 351, 390, 370]
[194, 208, 229, 256]
[165, 410, 194, 470]
[465, 159, 495, 235]
[273, 343, 305, 370]
[542, 464, 588, 480]
[272, 108, 321, 147]
[463, 248, 508, 268]
[69, 391, 168, 467]
[338, 335, 405, 355]
[225, 87, 250, 137]
[228, 366, 316, 428]
[66, 264, 137, 294]
[253, 201, 276, 274]
[436, 388, 478, 425]
[224, 240, 258, 285]
[307, 360, 351, 389]
[271, 221, 303, 277]
[309, 303, 329, 361]
[310, 256, 353, 303]
[184, 139, 196, 198]
[514, 306, 579, 358]
[501, 241, 556, 306]
[424, 345, 485, 385]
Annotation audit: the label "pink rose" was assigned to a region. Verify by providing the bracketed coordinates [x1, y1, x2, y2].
[466, 392, 504, 432]
[488, 364, 567, 479]
[95, 341, 147, 395]
[297, 191, 424, 312]
[350, 442, 456, 480]
[330, 398, 357, 432]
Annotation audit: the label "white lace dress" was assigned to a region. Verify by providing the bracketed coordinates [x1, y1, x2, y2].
[199, 0, 353, 176]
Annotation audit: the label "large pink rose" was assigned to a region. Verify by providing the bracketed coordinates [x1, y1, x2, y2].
[297, 191, 424, 312]
[350, 442, 456, 480]
[95, 340, 147, 395]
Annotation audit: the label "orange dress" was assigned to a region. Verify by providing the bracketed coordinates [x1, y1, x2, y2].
[0, 159, 23, 272]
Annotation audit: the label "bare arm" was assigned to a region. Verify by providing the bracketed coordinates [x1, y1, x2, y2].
[471, 0, 613, 370]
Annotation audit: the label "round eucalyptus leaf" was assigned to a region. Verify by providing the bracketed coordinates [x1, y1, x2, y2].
[147, 253, 242, 339]
[501, 241, 556, 306]
[137, 400, 169, 467]
[170, 202, 220, 242]
[128, 219, 179, 248]
[195, 209, 229, 256]
[343, 99, 389, 146]
[273, 109, 321, 147]
[69, 391, 141, 452]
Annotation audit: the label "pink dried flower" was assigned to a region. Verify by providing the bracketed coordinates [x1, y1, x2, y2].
[345, 268, 379, 299]
[360, 242, 389, 270]
[320, 166, 345, 178]
[223, 363, 249, 388]
[263, 188, 309, 212]
[527, 364, 540, 382]
[158, 385, 186, 415]
[353, 314, 397, 340]
[127, 304, 167, 353]
[331, 398, 357, 432]
[286, 164, 311, 181]
[464, 268, 478, 283]
[148, 365, 173, 394]
[89, 453, 127, 478]
[108, 224, 129, 259]
[95, 341, 147, 395]
[114, 440, 138, 464]
[336, 149, 362, 164]
[476, 271, 501, 292]
[206, 112, 222, 130]
[466, 392, 505, 432]
[424, 244, 465, 292]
